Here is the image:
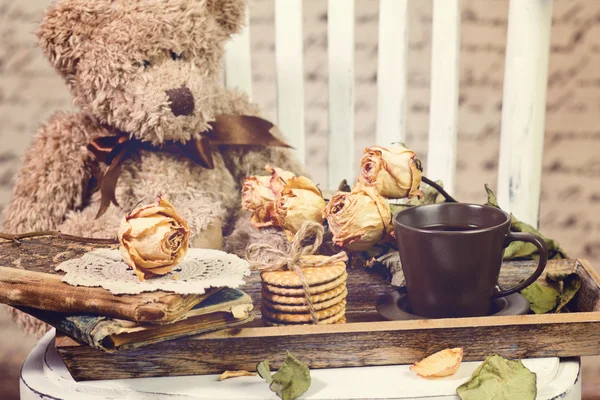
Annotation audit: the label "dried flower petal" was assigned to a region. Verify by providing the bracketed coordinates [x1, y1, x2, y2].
[219, 370, 257, 381]
[410, 348, 463, 378]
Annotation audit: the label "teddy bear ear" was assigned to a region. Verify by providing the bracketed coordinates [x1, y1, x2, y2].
[37, 0, 105, 77]
[207, 0, 248, 35]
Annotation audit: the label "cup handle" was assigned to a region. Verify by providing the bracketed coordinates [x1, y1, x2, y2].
[491, 232, 548, 298]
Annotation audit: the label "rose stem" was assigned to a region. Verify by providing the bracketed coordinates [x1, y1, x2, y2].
[421, 176, 458, 203]
[0, 231, 118, 245]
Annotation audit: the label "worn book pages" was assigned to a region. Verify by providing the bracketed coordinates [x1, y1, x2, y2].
[0, 267, 218, 323]
[21, 288, 254, 352]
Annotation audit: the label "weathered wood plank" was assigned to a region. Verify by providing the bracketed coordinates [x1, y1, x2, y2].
[57, 310, 600, 381]
[376, 0, 409, 146]
[54, 258, 600, 381]
[496, 0, 553, 227]
[327, 0, 355, 188]
[224, 7, 253, 97]
[574, 259, 600, 312]
[275, 0, 306, 163]
[426, 0, 460, 194]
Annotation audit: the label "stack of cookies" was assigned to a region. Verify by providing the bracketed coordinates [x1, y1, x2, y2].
[260, 255, 348, 326]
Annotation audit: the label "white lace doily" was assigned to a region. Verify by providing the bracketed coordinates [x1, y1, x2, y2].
[56, 248, 251, 295]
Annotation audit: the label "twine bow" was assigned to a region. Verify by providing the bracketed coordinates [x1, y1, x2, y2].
[247, 222, 348, 324]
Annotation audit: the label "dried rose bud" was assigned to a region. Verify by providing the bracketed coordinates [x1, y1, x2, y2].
[359, 145, 423, 199]
[410, 348, 464, 377]
[241, 165, 295, 228]
[274, 176, 326, 240]
[118, 196, 190, 281]
[324, 184, 392, 251]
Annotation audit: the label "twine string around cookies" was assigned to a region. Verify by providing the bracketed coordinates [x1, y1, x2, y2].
[246, 222, 348, 324]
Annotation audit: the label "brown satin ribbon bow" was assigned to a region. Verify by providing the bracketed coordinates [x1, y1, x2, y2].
[88, 115, 291, 219]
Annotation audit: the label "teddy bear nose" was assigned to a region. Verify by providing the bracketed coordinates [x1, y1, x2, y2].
[166, 86, 195, 116]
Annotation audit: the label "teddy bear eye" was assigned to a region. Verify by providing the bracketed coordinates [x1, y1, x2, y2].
[143, 60, 152, 68]
[170, 51, 183, 61]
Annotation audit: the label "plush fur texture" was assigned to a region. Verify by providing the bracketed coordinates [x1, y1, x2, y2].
[2, 0, 305, 336]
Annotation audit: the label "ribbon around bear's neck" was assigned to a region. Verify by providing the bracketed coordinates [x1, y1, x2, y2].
[246, 222, 348, 324]
[88, 115, 291, 219]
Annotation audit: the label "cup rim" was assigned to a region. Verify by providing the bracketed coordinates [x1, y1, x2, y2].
[392, 203, 511, 235]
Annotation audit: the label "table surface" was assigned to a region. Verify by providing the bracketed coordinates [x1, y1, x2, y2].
[20, 329, 582, 400]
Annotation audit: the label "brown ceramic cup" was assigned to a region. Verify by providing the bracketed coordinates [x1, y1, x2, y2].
[393, 203, 547, 318]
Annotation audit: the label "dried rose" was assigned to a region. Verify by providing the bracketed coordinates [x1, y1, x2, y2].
[242, 165, 295, 228]
[410, 348, 463, 378]
[274, 176, 326, 240]
[359, 145, 423, 199]
[324, 184, 392, 251]
[118, 196, 190, 281]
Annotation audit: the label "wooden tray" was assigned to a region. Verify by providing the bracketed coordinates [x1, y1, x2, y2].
[55, 258, 600, 381]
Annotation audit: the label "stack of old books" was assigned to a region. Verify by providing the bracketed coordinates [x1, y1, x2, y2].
[0, 267, 253, 352]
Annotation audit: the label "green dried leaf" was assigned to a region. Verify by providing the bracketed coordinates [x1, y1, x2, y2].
[484, 185, 568, 260]
[456, 354, 537, 400]
[389, 180, 446, 214]
[546, 271, 573, 282]
[258, 353, 311, 400]
[257, 360, 273, 384]
[556, 274, 582, 313]
[484, 184, 499, 208]
[520, 282, 560, 314]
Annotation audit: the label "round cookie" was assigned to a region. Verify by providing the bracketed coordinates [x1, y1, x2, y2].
[262, 272, 348, 296]
[262, 283, 347, 305]
[262, 309, 346, 326]
[263, 288, 348, 313]
[261, 263, 347, 288]
[261, 300, 346, 323]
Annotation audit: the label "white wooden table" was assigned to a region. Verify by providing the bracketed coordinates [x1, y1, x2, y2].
[21, 329, 581, 400]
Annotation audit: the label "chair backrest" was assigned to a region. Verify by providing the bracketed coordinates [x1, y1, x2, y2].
[223, 0, 553, 229]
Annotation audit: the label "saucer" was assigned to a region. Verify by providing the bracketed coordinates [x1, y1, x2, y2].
[376, 290, 530, 321]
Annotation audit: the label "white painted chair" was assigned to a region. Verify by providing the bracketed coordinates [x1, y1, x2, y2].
[21, 0, 582, 398]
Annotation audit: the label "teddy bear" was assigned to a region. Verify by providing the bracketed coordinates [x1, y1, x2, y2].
[2, 0, 305, 336]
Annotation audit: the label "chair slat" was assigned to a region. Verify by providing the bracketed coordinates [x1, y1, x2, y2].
[328, 0, 355, 188]
[376, 0, 409, 147]
[224, 10, 253, 98]
[497, 0, 553, 228]
[426, 0, 461, 195]
[275, 0, 306, 163]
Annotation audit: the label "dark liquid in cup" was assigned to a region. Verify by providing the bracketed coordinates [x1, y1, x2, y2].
[419, 224, 480, 232]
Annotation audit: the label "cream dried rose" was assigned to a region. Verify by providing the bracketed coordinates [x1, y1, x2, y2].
[118, 196, 190, 281]
[324, 184, 392, 251]
[274, 176, 326, 240]
[241, 165, 295, 228]
[359, 145, 423, 199]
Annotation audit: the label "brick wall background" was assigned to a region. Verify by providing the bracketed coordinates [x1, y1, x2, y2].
[1, 1, 599, 398]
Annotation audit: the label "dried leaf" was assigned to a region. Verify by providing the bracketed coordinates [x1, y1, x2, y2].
[456, 355, 537, 400]
[520, 282, 560, 314]
[556, 274, 582, 313]
[257, 353, 311, 400]
[389, 180, 446, 215]
[219, 370, 257, 381]
[410, 348, 463, 377]
[546, 271, 573, 282]
[256, 360, 273, 384]
[484, 185, 567, 260]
